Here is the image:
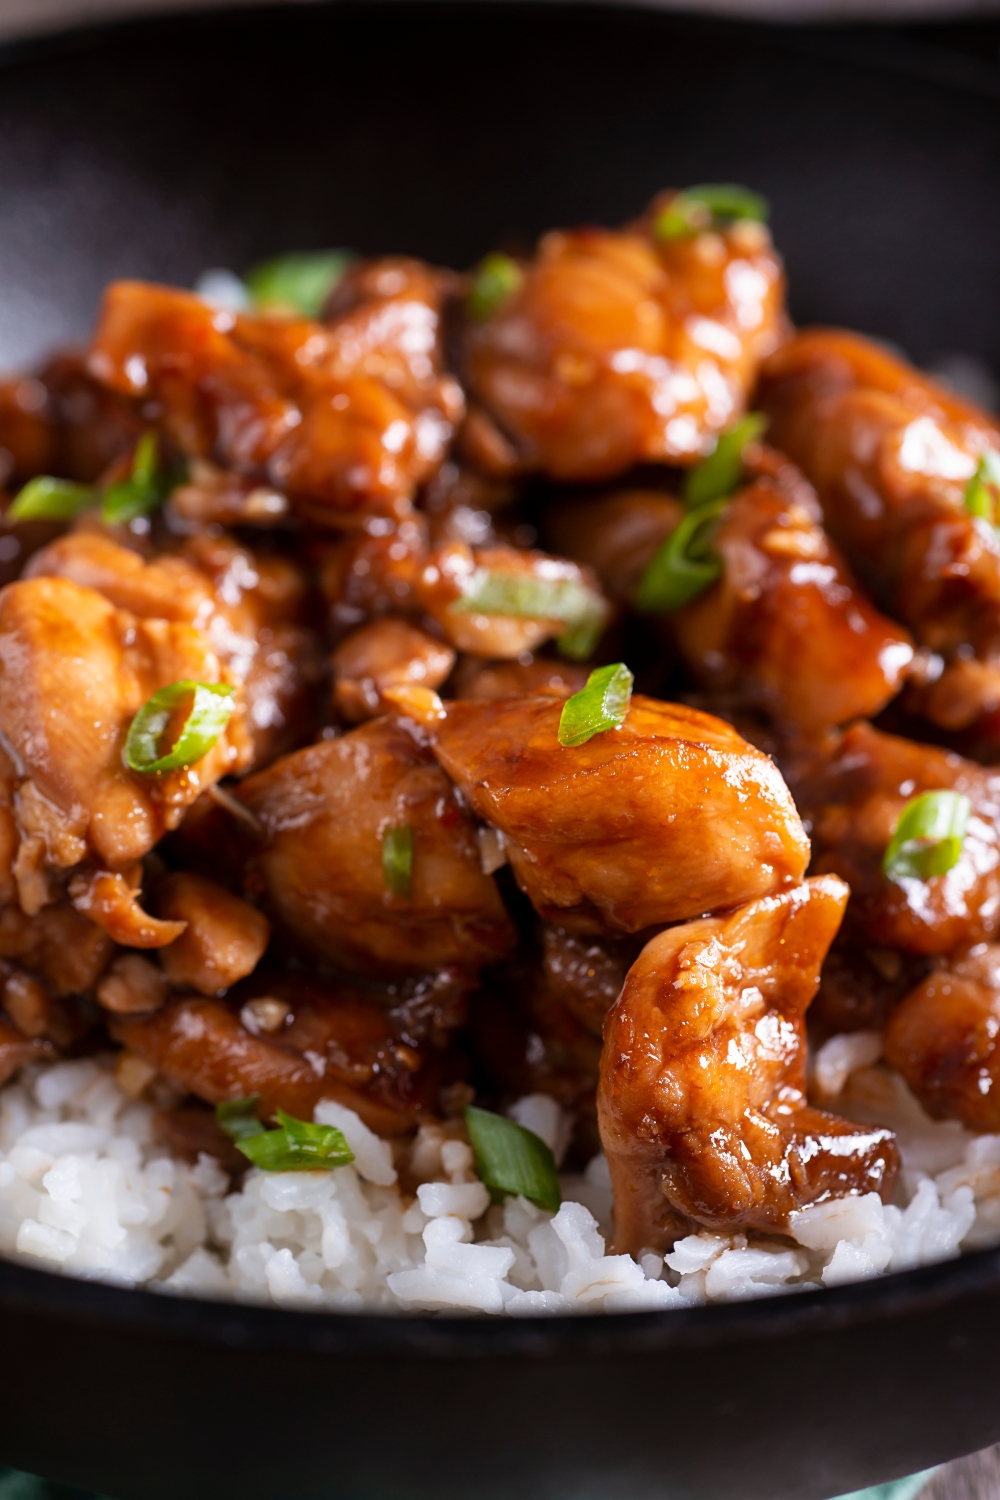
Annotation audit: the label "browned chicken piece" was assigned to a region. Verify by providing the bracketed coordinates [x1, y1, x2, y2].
[111, 970, 467, 1135]
[0, 352, 140, 489]
[332, 617, 456, 723]
[884, 944, 1000, 1131]
[541, 924, 643, 1036]
[433, 693, 809, 934]
[0, 574, 244, 910]
[462, 195, 785, 482]
[87, 268, 463, 525]
[0, 899, 113, 996]
[598, 875, 899, 1254]
[0, 967, 87, 1049]
[26, 530, 321, 768]
[759, 329, 1000, 737]
[449, 655, 589, 702]
[420, 460, 517, 547]
[791, 720, 1000, 956]
[546, 450, 914, 737]
[154, 873, 270, 995]
[239, 716, 515, 978]
[0, 1013, 54, 1087]
[96, 954, 169, 1015]
[321, 519, 609, 661]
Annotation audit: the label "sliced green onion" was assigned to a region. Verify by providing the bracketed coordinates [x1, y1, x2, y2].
[216, 1096, 267, 1143]
[683, 413, 768, 510]
[7, 475, 94, 523]
[964, 451, 1000, 527]
[101, 432, 182, 526]
[654, 183, 769, 241]
[246, 251, 355, 318]
[124, 680, 236, 774]
[467, 252, 524, 321]
[557, 662, 633, 748]
[235, 1108, 355, 1173]
[883, 790, 972, 883]
[454, 568, 609, 660]
[464, 1105, 561, 1213]
[634, 498, 727, 613]
[382, 823, 415, 898]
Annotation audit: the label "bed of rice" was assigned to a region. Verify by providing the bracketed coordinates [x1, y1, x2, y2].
[1, 1030, 998, 1315]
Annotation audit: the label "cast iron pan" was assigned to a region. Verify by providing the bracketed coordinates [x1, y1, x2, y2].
[2, 5, 1000, 1497]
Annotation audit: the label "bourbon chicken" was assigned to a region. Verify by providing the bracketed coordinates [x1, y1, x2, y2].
[0, 181, 997, 1304]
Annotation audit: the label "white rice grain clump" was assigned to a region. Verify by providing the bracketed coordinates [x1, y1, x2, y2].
[3, 1055, 1000, 1314]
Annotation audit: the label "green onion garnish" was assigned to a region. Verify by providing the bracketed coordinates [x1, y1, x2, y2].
[7, 476, 94, 523]
[683, 413, 767, 510]
[633, 498, 727, 613]
[464, 1105, 561, 1213]
[124, 680, 236, 774]
[101, 432, 181, 526]
[964, 452, 1000, 527]
[453, 569, 609, 661]
[216, 1096, 267, 1143]
[557, 662, 633, 748]
[382, 823, 415, 898]
[654, 183, 769, 241]
[245, 251, 355, 318]
[219, 1104, 355, 1173]
[467, 252, 524, 321]
[883, 790, 972, 883]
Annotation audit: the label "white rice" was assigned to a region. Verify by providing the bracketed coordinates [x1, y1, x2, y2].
[1, 1047, 998, 1315]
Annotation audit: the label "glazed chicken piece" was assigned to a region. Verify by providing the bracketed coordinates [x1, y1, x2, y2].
[449, 655, 589, 702]
[26, 530, 321, 768]
[433, 694, 809, 934]
[154, 873, 270, 996]
[87, 266, 463, 525]
[0, 575, 244, 927]
[884, 944, 1000, 1131]
[546, 449, 914, 736]
[759, 329, 1000, 736]
[461, 192, 785, 481]
[239, 715, 515, 977]
[0, 1014, 54, 1087]
[0, 352, 139, 490]
[112, 968, 470, 1136]
[791, 720, 1000, 956]
[599, 876, 899, 1254]
[332, 617, 456, 723]
[321, 518, 609, 660]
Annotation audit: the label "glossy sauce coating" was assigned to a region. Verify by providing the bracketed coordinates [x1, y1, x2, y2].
[599, 876, 898, 1252]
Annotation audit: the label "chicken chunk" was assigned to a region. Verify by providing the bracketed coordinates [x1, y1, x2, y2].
[0, 575, 244, 905]
[111, 971, 465, 1136]
[598, 876, 899, 1253]
[239, 716, 515, 977]
[433, 693, 809, 933]
[155, 873, 270, 996]
[884, 944, 1000, 1131]
[449, 655, 589, 702]
[87, 268, 463, 524]
[332, 617, 455, 723]
[544, 488, 683, 606]
[0, 352, 139, 489]
[759, 329, 1000, 735]
[462, 195, 785, 481]
[26, 530, 321, 768]
[791, 720, 1000, 955]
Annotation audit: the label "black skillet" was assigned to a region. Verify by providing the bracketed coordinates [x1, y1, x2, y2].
[2, 5, 1000, 1497]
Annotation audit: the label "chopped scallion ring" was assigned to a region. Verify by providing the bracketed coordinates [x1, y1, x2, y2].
[124, 680, 236, 775]
[464, 1105, 561, 1212]
[6, 475, 95, 523]
[654, 183, 769, 241]
[101, 432, 182, 526]
[216, 1096, 267, 1143]
[220, 1104, 355, 1173]
[634, 498, 727, 613]
[246, 251, 355, 318]
[454, 569, 609, 661]
[964, 451, 1000, 527]
[557, 662, 634, 748]
[883, 789, 972, 883]
[467, 252, 524, 321]
[382, 823, 415, 898]
[683, 413, 768, 510]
